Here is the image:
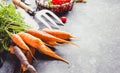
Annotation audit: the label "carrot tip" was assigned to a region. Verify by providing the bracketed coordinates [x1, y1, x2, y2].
[71, 35, 76, 38]
[63, 59, 70, 64]
[65, 41, 80, 48]
[57, 56, 70, 64]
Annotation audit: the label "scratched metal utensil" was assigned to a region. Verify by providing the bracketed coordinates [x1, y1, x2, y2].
[12, 0, 64, 29]
[17, 7, 41, 29]
[21, 0, 31, 5]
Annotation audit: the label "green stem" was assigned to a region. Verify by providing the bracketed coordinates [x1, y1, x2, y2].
[5, 29, 12, 37]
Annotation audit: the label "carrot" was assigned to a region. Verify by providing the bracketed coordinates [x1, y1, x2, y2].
[21, 47, 36, 72]
[42, 28, 75, 39]
[9, 45, 32, 72]
[9, 45, 31, 72]
[21, 64, 27, 72]
[9, 46, 29, 72]
[11, 34, 36, 61]
[45, 41, 57, 46]
[13, 46, 37, 73]
[9, 45, 29, 55]
[18, 32, 43, 48]
[26, 46, 36, 64]
[27, 29, 79, 47]
[21, 64, 37, 73]
[27, 29, 56, 42]
[9, 44, 36, 72]
[18, 32, 69, 64]
[9, 45, 35, 63]
[27, 29, 65, 42]
[11, 34, 30, 51]
[9, 45, 14, 54]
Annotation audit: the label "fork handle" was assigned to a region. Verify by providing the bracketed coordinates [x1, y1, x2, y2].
[12, 0, 31, 12]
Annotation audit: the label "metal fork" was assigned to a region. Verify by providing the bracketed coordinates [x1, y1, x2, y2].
[12, 0, 64, 29]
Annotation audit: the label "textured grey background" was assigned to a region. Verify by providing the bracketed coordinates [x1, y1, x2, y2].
[1, 0, 120, 73]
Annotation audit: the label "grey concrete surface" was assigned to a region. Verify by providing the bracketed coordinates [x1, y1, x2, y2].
[1, 0, 120, 73]
[33, 0, 120, 73]
[32, 0, 120, 73]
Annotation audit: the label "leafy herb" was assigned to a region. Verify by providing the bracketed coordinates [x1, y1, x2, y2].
[0, 1, 31, 53]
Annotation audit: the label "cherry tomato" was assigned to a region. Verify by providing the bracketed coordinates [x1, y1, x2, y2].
[60, 16, 67, 23]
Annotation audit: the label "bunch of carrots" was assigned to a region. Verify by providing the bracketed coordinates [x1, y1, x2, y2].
[0, 2, 79, 73]
[9, 28, 78, 73]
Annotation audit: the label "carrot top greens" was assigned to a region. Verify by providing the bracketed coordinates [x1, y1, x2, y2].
[0, 1, 31, 53]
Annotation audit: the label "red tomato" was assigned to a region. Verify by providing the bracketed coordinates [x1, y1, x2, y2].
[60, 16, 67, 23]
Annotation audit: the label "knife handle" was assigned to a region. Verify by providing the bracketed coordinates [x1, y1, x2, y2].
[12, 0, 31, 12]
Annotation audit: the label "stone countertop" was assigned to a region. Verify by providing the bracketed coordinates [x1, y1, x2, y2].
[1, 0, 120, 73]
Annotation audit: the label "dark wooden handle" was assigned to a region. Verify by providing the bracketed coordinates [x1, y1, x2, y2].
[12, 0, 31, 11]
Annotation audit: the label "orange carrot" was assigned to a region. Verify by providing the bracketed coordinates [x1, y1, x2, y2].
[26, 47, 36, 64]
[27, 29, 79, 47]
[11, 34, 30, 52]
[18, 32, 69, 64]
[45, 41, 57, 46]
[21, 64, 27, 72]
[27, 29, 65, 42]
[42, 28, 75, 39]
[11, 34, 36, 60]
[27, 29, 57, 42]
[9, 45, 14, 54]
